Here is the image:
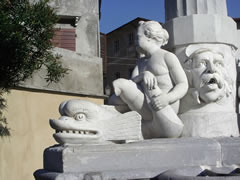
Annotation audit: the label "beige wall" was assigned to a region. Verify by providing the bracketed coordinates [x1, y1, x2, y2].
[0, 89, 103, 180]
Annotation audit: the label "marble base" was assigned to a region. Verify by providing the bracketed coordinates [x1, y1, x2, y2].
[180, 112, 239, 137]
[34, 137, 240, 180]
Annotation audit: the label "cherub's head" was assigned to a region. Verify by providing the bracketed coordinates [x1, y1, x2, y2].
[136, 21, 169, 54]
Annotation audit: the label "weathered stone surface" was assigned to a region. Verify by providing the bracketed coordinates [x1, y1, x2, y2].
[180, 112, 239, 138]
[217, 138, 240, 166]
[34, 170, 87, 180]
[175, 44, 239, 138]
[76, 13, 99, 57]
[50, 100, 142, 145]
[44, 138, 221, 175]
[48, 0, 99, 17]
[34, 138, 240, 179]
[157, 166, 240, 180]
[164, 0, 239, 138]
[165, 0, 227, 21]
[164, 15, 238, 50]
[21, 48, 104, 97]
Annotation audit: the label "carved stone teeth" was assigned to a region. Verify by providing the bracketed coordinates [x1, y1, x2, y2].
[55, 129, 97, 135]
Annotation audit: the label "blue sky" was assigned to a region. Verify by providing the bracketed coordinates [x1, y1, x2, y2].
[100, 0, 240, 34]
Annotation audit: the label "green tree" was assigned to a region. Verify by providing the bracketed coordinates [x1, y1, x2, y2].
[0, 0, 68, 136]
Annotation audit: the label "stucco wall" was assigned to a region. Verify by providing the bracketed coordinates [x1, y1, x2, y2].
[22, 48, 104, 97]
[0, 89, 103, 180]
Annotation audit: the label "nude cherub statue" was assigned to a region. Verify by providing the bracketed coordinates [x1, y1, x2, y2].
[109, 21, 188, 138]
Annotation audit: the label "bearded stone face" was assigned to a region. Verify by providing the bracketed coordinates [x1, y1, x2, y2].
[185, 49, 231, 104]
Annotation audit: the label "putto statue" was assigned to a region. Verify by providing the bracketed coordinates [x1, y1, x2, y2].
[49, 22, 239, 145]
[109, 21, 189, 139]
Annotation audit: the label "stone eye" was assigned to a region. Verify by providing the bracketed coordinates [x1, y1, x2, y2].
[214, 61, 223, 67]
[74, 113, 86, 121]
[199, 60, 207, 67]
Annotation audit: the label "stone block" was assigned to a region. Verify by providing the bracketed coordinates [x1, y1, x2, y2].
[179, 112, 239, 138]
[34, 138, 240, 179]
[165, 0, 227, 21]
[157, 166, 240, 180]
[217, 137, 240, 166]
[164, 14, 238, 50]
[44, 138, 221, 176]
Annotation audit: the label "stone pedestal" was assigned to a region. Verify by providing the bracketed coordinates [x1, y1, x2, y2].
[165, 0, 228, 21]
[164, 0, 240, 137]
[34, 138, 240, 180]
[164, 15, 238, 50]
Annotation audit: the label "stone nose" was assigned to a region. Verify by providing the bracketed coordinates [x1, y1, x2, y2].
[206, 61, 217, 73]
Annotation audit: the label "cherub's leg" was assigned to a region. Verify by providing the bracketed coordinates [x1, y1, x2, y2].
[108, 94, 127, 106]
[143, 85, 184, 138]
[112, 78, 153, 121]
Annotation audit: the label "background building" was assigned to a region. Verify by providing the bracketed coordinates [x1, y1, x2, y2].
[0, 1, 104, 180]
[102, 17, 240, 97]
[104, 17, 149, 95]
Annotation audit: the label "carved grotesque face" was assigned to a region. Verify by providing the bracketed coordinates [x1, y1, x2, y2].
[186, 49, 231, 103]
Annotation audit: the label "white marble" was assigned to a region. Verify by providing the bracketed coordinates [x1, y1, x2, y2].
[177, 44, 239, 137]
[165, 0, 227, 21]
[109, 21, 188, 138]
[164, 0, 239, 138]
[164, 15, 239, 50]
[50, 100, 142, 144]
[184, 45, 232, 104]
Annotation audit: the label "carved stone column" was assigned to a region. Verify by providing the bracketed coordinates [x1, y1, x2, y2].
[164, 0, 240, 137]
[165, 0, 227, 21]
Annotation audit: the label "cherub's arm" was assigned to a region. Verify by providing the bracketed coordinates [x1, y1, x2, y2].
[165, 52, 189, 104]
[131, 61, 157, 89]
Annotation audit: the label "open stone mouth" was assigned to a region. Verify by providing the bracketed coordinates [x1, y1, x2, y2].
[55, 129, 98, 135]
[208, 78, 217, 84]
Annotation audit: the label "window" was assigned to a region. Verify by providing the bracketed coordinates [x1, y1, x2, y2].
[115, 72, 120, 79]
[52, 28, 76, 51]
[128, 68, 134, 78]
[128, 32, 134, 46]
[114, 40, 119, 53]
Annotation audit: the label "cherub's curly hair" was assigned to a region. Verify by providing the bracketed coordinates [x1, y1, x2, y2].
[139, 21, 169, 46]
